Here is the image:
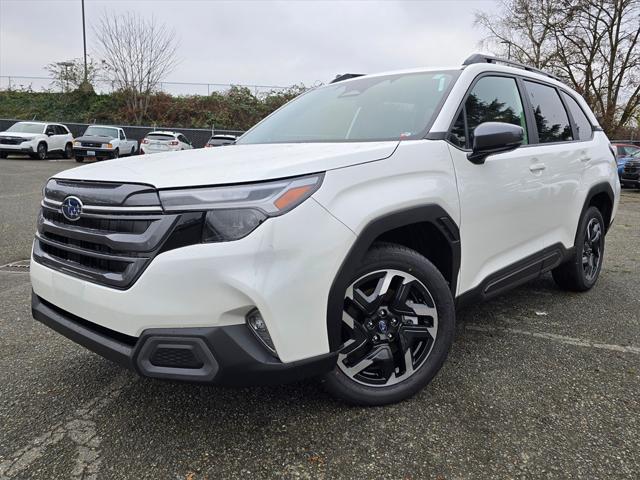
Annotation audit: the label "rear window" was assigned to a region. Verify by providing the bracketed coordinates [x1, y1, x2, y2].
[524, 81, 573, 143]
[146, 134, 175, 141]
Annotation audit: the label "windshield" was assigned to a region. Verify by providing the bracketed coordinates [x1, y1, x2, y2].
[84, 126, 119, 138]
[6, 122, 45, 134]
[237, 70, 458, 144]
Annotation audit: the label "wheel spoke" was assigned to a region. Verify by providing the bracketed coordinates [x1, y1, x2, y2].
[406, 300, 437, 319]
[353, 272, 395, 315]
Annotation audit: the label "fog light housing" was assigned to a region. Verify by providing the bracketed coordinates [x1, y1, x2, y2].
[246, 308, 277, 356]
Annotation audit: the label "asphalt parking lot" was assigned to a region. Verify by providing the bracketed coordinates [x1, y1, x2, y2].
[0, 157, 638, 479]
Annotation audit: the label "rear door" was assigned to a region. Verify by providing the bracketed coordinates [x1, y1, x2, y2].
[519, 80, 586, 250]
[447, 74, 547, 295]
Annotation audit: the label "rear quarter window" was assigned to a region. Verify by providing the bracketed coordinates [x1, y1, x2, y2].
[560, 92, 593, 141]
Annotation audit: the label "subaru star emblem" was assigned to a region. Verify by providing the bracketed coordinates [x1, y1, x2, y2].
[377, 320, 388, 333]
[61, 196, 83, 221]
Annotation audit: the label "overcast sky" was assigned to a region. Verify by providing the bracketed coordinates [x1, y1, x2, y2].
[0, 0, 498, 92]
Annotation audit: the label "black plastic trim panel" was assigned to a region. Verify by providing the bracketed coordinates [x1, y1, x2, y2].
[456, 243, 572, 309]
[32, 293, 338, 385]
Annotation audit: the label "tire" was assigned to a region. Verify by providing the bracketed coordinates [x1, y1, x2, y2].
[111, 148, 119, 159]
[75, 157, 83, 163]
[130, 146, 135, 156]
[552, 206, 605, 292]
[34, 142, 47, 160]
[63, 143, 73, 159]
[322, 243, 455, 406]
[0, 152, 7, 159]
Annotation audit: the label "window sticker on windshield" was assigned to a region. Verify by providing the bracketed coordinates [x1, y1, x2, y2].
[433, 74, 447, 91]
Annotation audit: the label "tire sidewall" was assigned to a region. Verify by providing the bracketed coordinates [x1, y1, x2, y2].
[323, 245, 456, 405]
[37, 142, 47, 160]
[574, 206, 605, 289]
[64, 143, 73, 159]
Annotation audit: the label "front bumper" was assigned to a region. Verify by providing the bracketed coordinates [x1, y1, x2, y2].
[0, 145, 34, 154]
[73, 147, 115, 159]
[31, 197, 355, 363]
[620, 175, 640, 187]
[32, 293, 337, 385]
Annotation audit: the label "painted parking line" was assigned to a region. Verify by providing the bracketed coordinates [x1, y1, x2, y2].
[466, 323, 640, 355]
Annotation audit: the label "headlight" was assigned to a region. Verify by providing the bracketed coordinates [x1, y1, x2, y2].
[102, 143, 113, 149]
[21, 137, 34, 143]
[73, 141, 81, 147]
[159, 173, 324, 242]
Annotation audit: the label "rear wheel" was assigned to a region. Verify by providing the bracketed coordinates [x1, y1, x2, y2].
[552, 206, 605, 291]
[322, 244, 455, 406]
[130, 146, 135, 156]
[63, 143, 73, 159]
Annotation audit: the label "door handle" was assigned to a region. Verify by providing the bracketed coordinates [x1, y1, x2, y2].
[529, 163, 546, 172]
[579, 155, 591, 162]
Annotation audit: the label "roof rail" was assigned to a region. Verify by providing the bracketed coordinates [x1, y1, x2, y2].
[462, 53, 560, 81]
[330, 73, 365, 84]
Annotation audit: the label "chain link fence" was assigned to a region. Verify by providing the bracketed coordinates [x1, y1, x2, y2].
[0, 75, 290, 97]
[0, 118, 244, 148]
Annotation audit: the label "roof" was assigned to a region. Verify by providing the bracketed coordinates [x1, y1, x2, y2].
[146, 131, 179, 136]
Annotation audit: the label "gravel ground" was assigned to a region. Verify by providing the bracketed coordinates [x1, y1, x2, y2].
[0, 157, 638, 479]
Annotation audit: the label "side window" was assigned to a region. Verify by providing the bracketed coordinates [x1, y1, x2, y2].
[448, 76, 528, 148]
[45, 125, 55, 135]
[119, 130, 125, 140]
[524, 81, 573, 143]
[561, 92, 593, 141]
[55, 125, 66, 135]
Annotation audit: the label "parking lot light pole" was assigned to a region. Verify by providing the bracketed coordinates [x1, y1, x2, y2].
[82, 0, 88, 83]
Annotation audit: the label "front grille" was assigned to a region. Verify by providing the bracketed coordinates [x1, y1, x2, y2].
[624, 160, 640, 174]
[0, 137, 24, 145]
[81, 142, 103, 148]
[33, 179, 205, 289]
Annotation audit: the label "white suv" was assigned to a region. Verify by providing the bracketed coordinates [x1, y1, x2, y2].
[0, 121, 73, 160]
[30, 55, 620, 405]
[140, 131, 193, 154]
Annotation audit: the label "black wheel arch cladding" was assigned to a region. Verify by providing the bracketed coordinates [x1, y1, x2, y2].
[326, 204, 460, 352]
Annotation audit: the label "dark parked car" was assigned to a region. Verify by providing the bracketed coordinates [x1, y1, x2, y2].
[204, 134, 237, 147]
[621, 155, 640, 189]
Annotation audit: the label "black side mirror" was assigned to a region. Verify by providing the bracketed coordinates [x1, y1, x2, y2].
[46, 131, 54, 136]
[468, 122, 524, 164]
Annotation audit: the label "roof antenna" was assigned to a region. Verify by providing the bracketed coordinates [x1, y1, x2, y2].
[32, 114, 37, 120]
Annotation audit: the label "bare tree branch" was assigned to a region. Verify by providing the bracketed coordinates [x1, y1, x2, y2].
[93, 12, 180, 123]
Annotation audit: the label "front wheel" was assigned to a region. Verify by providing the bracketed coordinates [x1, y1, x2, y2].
[322, 244, 455, 406]
[32, 142, 47, 160]
[552, 206, 605, 291]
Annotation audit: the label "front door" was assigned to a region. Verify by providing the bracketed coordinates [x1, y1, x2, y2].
[446, 74, 547, 296]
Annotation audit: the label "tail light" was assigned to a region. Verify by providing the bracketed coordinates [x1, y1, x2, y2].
[142, 139, 149, 144]
[204, 144, 212, 148]
[169, 140, 179, 146]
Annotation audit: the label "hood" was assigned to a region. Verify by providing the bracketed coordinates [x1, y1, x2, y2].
[0, 131, 42, 138]
[75, 135, 117, 142]
[54, 142, 399, 188]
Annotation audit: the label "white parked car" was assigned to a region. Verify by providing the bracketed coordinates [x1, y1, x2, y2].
[73, 125, 138, 162]
[204, 134, 236, 147]
[31, 54, 620, 405]
[0, 121, 73, 160]
[140, 131, 193, 154]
